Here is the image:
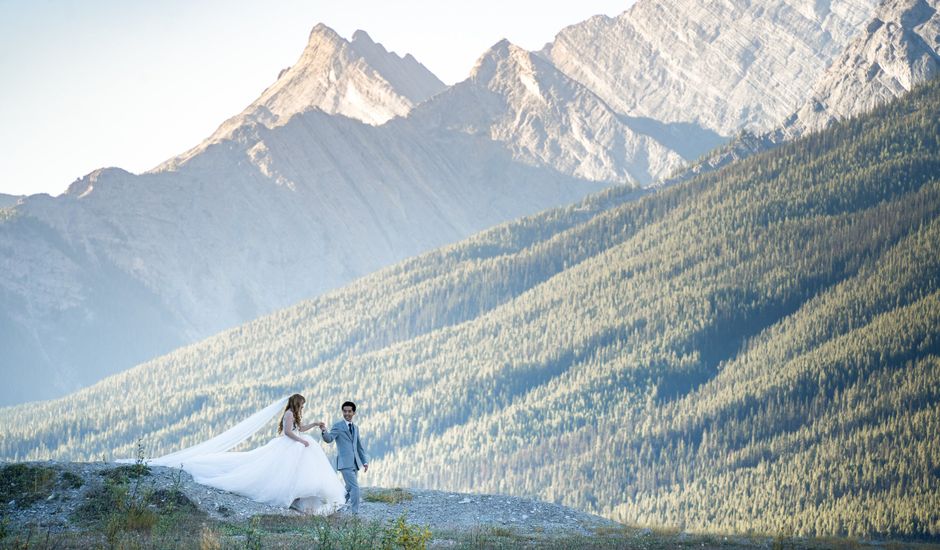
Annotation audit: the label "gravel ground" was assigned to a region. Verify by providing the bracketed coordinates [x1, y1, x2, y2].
[358, 487, 618, 535]
[2, 461, 619, 537]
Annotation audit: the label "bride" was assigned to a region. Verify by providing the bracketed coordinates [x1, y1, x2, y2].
[122, 394, 345, 515]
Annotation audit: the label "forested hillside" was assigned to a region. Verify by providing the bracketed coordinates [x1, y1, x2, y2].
[2, 79, 939, 539]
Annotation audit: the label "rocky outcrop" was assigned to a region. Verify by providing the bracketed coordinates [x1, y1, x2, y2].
[543, 0, 881, 134]
[157, 25, 447, 171]
[0, 461, 619, 535]
[663, 0, 940, 185]
[780, 0, 940, 137]
[410, 40, 687, 185]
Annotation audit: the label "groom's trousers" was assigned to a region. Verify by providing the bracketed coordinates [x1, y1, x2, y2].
[340, 468, 360, 513]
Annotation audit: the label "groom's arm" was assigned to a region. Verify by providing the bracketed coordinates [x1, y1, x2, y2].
[357, 436, 369, 470]
[320, 421, 341, 443]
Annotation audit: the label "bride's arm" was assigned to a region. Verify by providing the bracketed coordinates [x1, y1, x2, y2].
[283, 411, 310, 447]
[298, 420, 324, 432]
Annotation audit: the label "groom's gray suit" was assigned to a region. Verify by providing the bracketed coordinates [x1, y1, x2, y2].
[321, 420, 369, 513]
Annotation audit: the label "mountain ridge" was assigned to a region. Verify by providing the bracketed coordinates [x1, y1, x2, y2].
[0, 193, 23, 208]
[409, 39, 688, 184]
[542, 0, 881, 133]
[155, 25, 447, 172]
[781, 0, 940, 137]
[664, 0, 940, 186]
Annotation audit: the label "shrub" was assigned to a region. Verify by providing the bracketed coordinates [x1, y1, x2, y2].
[381, 514, 432, 550]
[0, 464, 57, 509]
[100, 464, 151, 484]
[365, 487, 414, 504]
[59, 471, 84, 489]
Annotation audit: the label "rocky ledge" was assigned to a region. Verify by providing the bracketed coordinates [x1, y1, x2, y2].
[1, 461, 617, 537]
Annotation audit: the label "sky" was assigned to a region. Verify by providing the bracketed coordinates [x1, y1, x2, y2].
[0, 0, 633, 198]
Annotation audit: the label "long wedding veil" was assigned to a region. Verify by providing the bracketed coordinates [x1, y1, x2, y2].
[118, 395, 290, 467]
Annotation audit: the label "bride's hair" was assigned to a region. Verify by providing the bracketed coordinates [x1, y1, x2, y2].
[278, 393, 305, 435]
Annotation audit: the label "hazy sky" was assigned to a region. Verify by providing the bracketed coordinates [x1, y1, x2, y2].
[0, 0, 633, 197]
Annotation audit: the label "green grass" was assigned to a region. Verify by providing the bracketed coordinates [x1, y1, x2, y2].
[58, 470, 84, 489]
[0, 463, 58, 510]
[214, 513, 430, 549]
[68, 464, 200, 549]
[99, 463, 151, 483]
[364, 487, 415, 504]
[5, 507, 939, 550]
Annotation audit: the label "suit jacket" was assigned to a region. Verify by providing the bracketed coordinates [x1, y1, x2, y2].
[321, 420, 368, 471]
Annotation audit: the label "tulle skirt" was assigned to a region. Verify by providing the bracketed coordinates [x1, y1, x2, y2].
[179, 433, 345, 515]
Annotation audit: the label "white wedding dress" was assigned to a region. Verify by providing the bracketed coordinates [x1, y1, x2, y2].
[120, 396, 345, 515]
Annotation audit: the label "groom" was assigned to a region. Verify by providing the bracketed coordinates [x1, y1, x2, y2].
[320, 400, 369, 514]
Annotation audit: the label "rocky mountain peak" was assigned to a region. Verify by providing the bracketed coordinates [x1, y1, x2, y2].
[542, 0, 882, 134]
[350, 29, 376, 46]
[412, 37, 686, 185]
[345, 28, 446, 104]
[155, 23, 445, 171]
[63, 167, 134, 199]
[779, 0, 940, 137]
[304, 22, 345, 50]
[247, 23, 445, 126]
[469, 39, 540, 86]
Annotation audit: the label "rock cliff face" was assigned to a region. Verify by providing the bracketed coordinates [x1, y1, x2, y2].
[252, 24, 447, 125]
[409, 40, 688, 185]
[781, 0, 940, 137]
[664, 0, 940, 184]
[158, 25, 447, 170]
[543, 0, 881, 134]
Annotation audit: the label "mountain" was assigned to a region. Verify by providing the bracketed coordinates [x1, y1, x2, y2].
[666, 0, 940, 186]
[159, 25, 447, 171]
[542, 0, 881, 134]
[780, 0, 940, 137]
[0, 26, 605, 407]
[3, 78, 938, 538]
[0, 194, 22, 208]
[4, 0, 932, 407]
[409, 40, 691, 185]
